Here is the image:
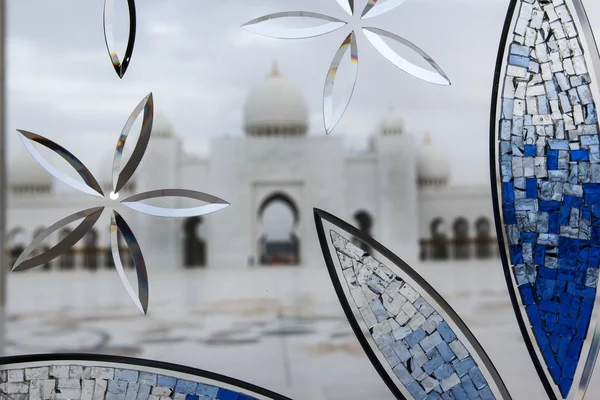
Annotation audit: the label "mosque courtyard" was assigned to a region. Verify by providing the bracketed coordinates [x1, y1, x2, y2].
[3, 262, 600, 400]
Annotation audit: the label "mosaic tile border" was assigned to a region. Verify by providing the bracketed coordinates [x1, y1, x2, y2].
[314, 209, 511, 400]
[0, 354, 290, 400]
[490, 0, 600, 399]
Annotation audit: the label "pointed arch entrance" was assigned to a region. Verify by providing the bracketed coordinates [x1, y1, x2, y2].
[257, 192, 300, 266]
[183, 216, 206, 268]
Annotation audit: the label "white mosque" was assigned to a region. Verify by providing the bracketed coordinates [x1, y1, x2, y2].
[6, 64, 499, 270]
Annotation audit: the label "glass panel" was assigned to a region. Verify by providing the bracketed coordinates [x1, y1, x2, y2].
[2, 1, 600, 399]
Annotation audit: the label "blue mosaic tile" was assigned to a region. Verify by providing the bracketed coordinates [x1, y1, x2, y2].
[115, 369, 139, 383]
[175, 380, 198, 395]
[216, 388, 238, 400]
[157, 375, 177, 389]
[138, 372, 157, 386]
[196, 383, 219, 397]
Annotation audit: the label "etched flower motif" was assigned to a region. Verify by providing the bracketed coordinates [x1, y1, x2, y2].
[12, 93, 230, 315]
[242, 0, 451, 134]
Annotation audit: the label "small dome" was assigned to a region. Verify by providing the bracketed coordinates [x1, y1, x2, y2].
[9, 153, 52, 190]
[379, 106, 405, 135]
[418, 135, 449, 187]
[152, 111, 175, 138]
[244, 62, 308, 136]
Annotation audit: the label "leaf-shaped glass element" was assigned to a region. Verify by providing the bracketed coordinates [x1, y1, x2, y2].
[314, 209, 512, 400]
[362, 27, 450, 86]
[12, 207, 104, 272]
[111, 211, 148, 314]
[361, 0, 408, 19]
[323, 32, 358, 134]
[16, 130, 104, 197]
[241, 12, 346, 39]
[336, 0, 354, 16]
[103, 0, 136, 78]
[112, 93, 153, 194]
[492, 1, 600, 398]
[121, 189, 230, 218]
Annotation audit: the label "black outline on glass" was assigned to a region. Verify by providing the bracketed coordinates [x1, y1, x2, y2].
[314, 208, 511, 400]
[488, 0, 558, 399]
[0, 353, 291, 400]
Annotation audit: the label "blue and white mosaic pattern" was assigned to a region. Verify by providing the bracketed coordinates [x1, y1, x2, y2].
[331, 231, 495, 400]
[0, 366, 257, 400]
[498, 0, 599, 397]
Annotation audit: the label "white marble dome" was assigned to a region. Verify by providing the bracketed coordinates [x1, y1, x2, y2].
[418, 135, 449, 187]
[9, 152, 52, 190]
[152, 111, 175, 138]
[244, 62, 308, 136]
[379, 106, 405, 135]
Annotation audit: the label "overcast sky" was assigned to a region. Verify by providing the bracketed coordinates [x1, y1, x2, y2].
[6, 0, 600, 186]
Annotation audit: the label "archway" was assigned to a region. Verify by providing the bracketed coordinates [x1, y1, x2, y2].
[83, 228, 99, 270]
[475, 217, 492, 259]
[58, 228, 75, 269]
[183, 216, 206, 268]
[453, 217, 470, 259]
[257, 192, 300, 266]
[429, 218, 449, 261]
[32, 226, 52, 270]
[7, 227, 26, 268]
[353, 210, 373, 255]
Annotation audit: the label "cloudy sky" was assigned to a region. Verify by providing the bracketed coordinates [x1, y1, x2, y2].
[6, 0, 600, 186]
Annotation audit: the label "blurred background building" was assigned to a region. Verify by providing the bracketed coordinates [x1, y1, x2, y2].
[6, 63, 499, 271]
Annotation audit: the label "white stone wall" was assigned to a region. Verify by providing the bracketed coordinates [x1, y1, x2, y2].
[208, 135, 345, 268]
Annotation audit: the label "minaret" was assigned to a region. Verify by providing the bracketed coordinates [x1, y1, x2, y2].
[373, 106, 419, 265]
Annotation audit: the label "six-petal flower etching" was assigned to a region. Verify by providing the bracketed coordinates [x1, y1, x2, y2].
[242, 0, 451, 134]
[12, 93, 230, 315]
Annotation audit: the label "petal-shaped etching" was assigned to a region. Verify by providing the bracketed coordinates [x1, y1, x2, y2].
[17, 130, 104, 197]
[121, 189, 230, 218]
[103, 0, 137, 78]
[112, 93, 154, 194]
[491, 1, 600, 398]
[241, 12, 347, 39]
[323, 32, 358, 135]
[361, 0, 408, 19]
[110, 210, 149, 314]
[336, 0, 354, 16]
[579, 323, 600, 397]
[314, 209, 512, 400]
[362, 27, 450, 86]
[12, 207, 104, 272]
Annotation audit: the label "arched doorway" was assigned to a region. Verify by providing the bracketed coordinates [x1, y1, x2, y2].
[257, 192, 300, 266]
[430, 218, 449, 260]
[32, 226, 52, 270]
[7, 227, 26, 269]
[353, 210, 373, 254]
[58, 228, 75, 269]
[475, 218, 492, 259]
[183, 216, 206, 268]
[83, 228, 99, 270]
[453, 217, 470, 259]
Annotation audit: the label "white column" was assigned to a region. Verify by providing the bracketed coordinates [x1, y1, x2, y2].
[0, 0, 6, 357]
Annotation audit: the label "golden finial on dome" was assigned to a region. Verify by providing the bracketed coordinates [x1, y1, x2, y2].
[270, 60, 280, 77]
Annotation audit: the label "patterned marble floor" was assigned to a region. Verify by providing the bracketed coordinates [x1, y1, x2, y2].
[2, 261, 600, 399]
